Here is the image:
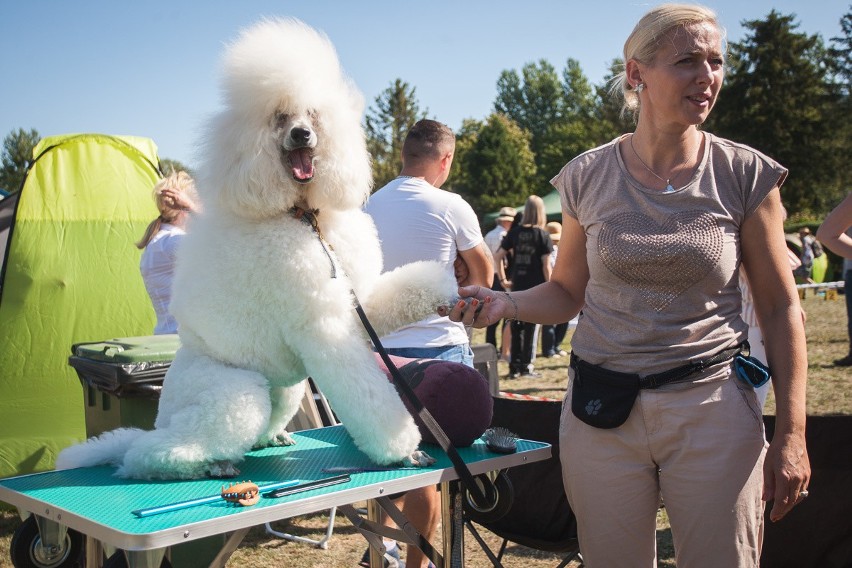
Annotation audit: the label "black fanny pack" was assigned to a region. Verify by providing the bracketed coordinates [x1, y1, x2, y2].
[569, 343, 746, 429]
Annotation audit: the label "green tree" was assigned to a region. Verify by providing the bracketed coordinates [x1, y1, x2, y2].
[448, 118, 483, 196]
[0, 128, 40, 193]
[829, 6, 852, 91]
[561, 58, 597, 119]
[828, 7, 852, 218]
[594, 59, 635, 138]
[536, 58, 628, 181]
[537, 121, 596, 186]
[494, 60, 563, 187]
[365, 79, 426, 189]
[159, 158, 193, 178]
[494, 58, 625, 188]
[707, 11, 845, 214]
[455, 114, 536, 216]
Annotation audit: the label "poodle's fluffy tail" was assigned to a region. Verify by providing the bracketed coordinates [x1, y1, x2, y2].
[55, 428, 146, 470]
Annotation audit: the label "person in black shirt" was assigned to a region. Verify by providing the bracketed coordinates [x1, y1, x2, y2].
[494, 195, 553, 377]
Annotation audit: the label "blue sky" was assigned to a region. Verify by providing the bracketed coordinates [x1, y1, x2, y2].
[0, 1, 845, 169]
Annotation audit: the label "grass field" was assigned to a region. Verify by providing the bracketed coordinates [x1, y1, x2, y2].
[1, 293, 848, 567]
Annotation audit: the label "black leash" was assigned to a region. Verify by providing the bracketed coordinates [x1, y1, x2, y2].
[293, 207, 497, 510]
[353, 299, 496, 509]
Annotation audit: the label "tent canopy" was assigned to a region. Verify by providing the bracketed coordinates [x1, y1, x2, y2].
[0, 133, 161, 479]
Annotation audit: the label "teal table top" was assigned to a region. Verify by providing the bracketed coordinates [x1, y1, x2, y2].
[0, 425, 550, 551]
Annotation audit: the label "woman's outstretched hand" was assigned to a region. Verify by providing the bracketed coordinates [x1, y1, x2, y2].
[437, 285, 512, 329]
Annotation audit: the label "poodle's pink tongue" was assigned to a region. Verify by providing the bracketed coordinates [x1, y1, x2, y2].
[289, 148, 314, 181]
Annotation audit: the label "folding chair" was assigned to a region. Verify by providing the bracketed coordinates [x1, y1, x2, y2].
[264, 378, 340, 549]
[464, 395, 583, 567]
[472, 343, 500, 396]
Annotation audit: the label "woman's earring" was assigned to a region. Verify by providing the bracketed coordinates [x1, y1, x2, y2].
[634, 83, 645, 93]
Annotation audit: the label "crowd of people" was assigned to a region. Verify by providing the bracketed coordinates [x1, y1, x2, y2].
[135, 3, 851, 566]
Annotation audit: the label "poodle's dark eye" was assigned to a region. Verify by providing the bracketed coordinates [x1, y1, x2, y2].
[274, 112, 290, 128]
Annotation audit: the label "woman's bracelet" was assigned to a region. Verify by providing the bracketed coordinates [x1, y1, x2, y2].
[502, 291, 519, 321]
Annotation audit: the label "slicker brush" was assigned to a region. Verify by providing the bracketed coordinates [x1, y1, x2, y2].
[483, 427, 518, 454]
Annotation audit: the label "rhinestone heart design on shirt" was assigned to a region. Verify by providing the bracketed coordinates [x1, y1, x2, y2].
[598, 210, 723, 312]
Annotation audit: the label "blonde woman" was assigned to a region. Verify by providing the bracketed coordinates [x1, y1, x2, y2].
[493, 194, 553, 377]
[448, 4, 809, 564]
[136, 170, 198, 334]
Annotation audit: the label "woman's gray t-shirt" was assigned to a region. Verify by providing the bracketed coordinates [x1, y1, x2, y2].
[551, 133, 787, 379]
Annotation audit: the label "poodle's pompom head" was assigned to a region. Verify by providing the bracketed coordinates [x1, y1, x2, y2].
[221, 18, 347, 116]
[200, 18, 372, 219]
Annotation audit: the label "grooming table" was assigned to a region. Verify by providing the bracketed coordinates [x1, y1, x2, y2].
[0, 424, 550, 568]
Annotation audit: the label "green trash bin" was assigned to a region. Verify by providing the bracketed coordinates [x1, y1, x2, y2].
[68, 334, 227, 567]
[69, 334, 178, 435]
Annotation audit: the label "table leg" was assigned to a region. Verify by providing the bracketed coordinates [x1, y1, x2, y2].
[375, 496, 442, 567]
[338, 502, 391, 565]
[367, 500, 383, 568]
[206, 527, 250, 568]
[85, 536, 102, 568]
[441, 481, 464, 568]
[340, 498, 444, 568]
[121, 548, 166, 568]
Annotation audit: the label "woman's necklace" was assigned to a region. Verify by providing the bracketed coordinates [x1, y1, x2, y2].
[629, 136, 682, 193]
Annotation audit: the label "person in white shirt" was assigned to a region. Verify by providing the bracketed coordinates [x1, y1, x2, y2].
[363, 119, 492, 568]
[136, 170, 198, 335]
[365, 119, 492, 366]
[484, 206, 517, 359]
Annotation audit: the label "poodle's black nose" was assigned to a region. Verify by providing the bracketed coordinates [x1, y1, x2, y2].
[290, 127, 312, 144]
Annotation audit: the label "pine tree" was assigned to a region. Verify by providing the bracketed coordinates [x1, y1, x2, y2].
[456, 114, 536, 215]
[0, 128, 40, 193]
[707, 11, 845, 214]
[364, 79, 426, 190]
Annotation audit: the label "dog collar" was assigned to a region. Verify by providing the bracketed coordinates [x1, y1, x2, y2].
[290, 206, 319, 222]
[289, 206, 338, 279]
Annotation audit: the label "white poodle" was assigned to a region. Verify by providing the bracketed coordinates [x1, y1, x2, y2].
[56, 18, 457, 479]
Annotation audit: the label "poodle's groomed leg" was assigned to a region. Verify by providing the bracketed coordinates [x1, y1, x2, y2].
[297, 339, 429, 467]
[119, 347, 272, 479]
[255, 381, 306, 447]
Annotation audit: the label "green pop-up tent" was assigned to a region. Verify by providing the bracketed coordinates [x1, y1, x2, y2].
[0, 134, 162, 479]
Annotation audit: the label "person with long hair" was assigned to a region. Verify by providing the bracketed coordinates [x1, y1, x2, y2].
[445, 4, 809, 564]
[137, 170, 198, 334]
[494, 194, 553, 377]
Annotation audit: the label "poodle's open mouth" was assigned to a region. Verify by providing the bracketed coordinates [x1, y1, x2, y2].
[287, 148, 315, 184]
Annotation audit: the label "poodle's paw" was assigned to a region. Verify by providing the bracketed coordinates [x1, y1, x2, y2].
[364, 261, 458, 336]
[253, 431, 296, 449]
[401, 450, 436, 468]
[206, 461, 241, 478]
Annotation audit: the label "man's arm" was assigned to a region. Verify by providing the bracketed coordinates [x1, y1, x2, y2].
[816, 192, 852, 259]
[457, 241, 494, 288]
